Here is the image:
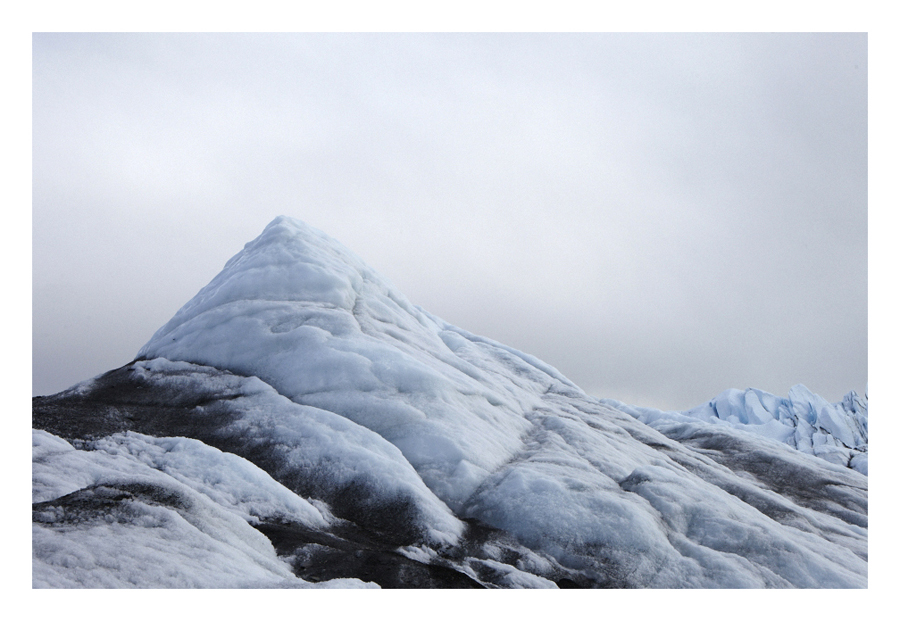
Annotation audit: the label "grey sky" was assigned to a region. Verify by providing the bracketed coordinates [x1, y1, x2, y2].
[32, 33, 867, 410]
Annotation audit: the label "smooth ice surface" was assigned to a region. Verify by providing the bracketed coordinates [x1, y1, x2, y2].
[34, 216, 867, 588]
[608, 385, 868, 474]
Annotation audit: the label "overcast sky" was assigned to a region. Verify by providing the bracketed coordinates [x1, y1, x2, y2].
[32, 33, 867, 410]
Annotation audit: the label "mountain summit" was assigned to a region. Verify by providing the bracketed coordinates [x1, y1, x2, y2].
[33, 216, 867, 588]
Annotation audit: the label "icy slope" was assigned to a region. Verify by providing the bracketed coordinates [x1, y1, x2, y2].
[33, 216, 867, 588]
[137, 216, 562, 510]
[607, 385, 868, 474]
[32, 428, 372, 588]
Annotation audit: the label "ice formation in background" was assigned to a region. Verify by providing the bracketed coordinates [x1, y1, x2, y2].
[33, 216, 867, 588]
[607, 385, 868, 474]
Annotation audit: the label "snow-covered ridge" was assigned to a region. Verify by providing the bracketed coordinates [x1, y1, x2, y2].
[607, 385, 868, 474]
[33, 216, 868, 588]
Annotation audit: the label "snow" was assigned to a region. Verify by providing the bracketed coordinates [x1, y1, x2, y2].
[34, 216, 867, 588]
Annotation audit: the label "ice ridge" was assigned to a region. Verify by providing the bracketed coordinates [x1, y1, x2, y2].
[137, 216, 576, 511]
[32, 216, 868, 588]
[607, 385, 868, 474]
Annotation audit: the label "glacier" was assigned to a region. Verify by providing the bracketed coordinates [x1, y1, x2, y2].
[32, 215, 867, 588]
[606, 385, 868, 475]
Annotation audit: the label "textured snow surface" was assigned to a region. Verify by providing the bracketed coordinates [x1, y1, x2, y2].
[607, 385, 868, 474]
[34, 216, 867, 588]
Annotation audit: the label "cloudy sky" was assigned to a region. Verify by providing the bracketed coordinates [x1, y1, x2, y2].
[32, 33, 867, 410]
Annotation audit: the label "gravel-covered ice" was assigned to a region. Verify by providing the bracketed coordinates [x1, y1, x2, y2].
[32, 430, 375, 589]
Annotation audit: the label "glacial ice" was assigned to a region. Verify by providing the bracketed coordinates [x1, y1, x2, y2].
[33, 216, 868, 588]
[137, 216, 569, 511]
[32, 429, 373, 588]
[607, 384, 868, 474]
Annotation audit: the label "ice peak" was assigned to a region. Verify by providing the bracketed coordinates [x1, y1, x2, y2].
[37, 216, 869, 588]
[136, 216, 577, 509]
[138, 216, 411, 353]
